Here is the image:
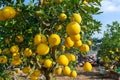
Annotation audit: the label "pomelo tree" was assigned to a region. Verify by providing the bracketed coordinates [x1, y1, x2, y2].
[0, 0, 102, 80]
[97, 21, 120, 71]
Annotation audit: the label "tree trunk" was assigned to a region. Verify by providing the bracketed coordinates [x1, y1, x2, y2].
[45, 73, 54, 80]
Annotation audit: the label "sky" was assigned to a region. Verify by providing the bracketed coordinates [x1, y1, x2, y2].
[92, 0, 120, 38]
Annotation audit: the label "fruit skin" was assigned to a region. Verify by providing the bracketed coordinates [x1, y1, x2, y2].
[30, 74, 38, 80]
[83, 0, 88, 5]
[43, 59, 52, 68]
[83, 62, 92, 72]
[71, 13, 82, 24]
[66, 22, 81, 35]
[2, 6, 16, 19]
[34, 34, 47, 45]
[15, 68, 21, 73]
[22, 66, 30, 74]
[11, 58, 22, 66]
[64, 37, 74, 49]
[0, 56, 8, 64]
[36, 43, 50, 55]
[115, 48, 119, 52]
[70, 54, 76, 61]
[59, 13, 67, 21]
[10, 45, 19, 53]
[15, 35, 24, 43]
[12, 52, 20, 60]
[55, 25, 63, 31]
[34, 34, 42, 45]
[79, 44, 89, 53]
[33, 69, 41, 77]
[55, 67, 62, 75]
[64, 53, 76, 62]
[74, 40, 82, 48]
[63, 66, 71, 76]
[57, 55, 69, 66]
[70, 70, 77, 78]
[48, 34, 61, 46]
[87, 41, 92, 46]
[0, 10, 6, 21]
[70, 34, 81, 41]
[24, 48, 32, 57]
[0, 49, 2, 54]
[55, 0, 63, 3]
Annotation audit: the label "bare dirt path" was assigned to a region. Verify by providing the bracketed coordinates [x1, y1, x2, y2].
[5, 66, 114, 80]
[56, 66, 113, 80]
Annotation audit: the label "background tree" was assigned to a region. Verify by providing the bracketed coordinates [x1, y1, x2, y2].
[0, 0, 102, 80]
[97, 21, 120, 68]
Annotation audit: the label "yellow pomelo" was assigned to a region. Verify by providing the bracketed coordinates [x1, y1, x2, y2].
[74, 40, 82, 48]
[41, 34, 47, 43]
[10, 45, 19, 53]
[2, 6, 16, 19]
[115, 57, 119, 61]
[115, 48, 119, 52]
[57, 55, 69, 66]
[64, 37, 74, 48]
[15, 35, 24, 43]
[83, 0, 88, 4]
[87, 41, 92, 46]
[30, 74, 38, 80]
[0, 49, 2, 54]
[15, 68, 21, 73]
[83, 62, 92, 72]
[33, 69, 41, 77]
[64, 53, 76, 62]
[24, 48, 32, 57]
[0, 10, 6, 21]
[70, 54, 76, 61]
[70, 70, 77, 78]
[55, 0, 63, 3]
[71, 13, 82, 24]
[34, 34, 47, 45]
[64, 53, 72, 62]
[63, 66, 71, 76]
[22, 66, 30, 74]
[109, 50, 114, 54]
[48, 34, 61, 46]
[79, 44, 89, 53]
[0, 56, 8, 64]
[66, 22, 81, 35]
[5, 38, 11, 44]
[70, 34, 81, 41]
[55, 25, 63, 31]
[36, 43, 49, 55]
[104, 63, 109, 67]
[11, 58, 22, 66]
[55, 67, 62, 75]
[44, 59, 52, 68]
[59, 13, 67, 21]
[12, 52, 20, 60]
[34, 34, 42, 45]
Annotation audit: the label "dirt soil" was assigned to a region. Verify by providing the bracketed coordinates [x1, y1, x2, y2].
[56, 66, 113, 80]
[4, 66, 114, 80]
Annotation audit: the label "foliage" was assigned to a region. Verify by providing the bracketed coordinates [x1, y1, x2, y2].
[0, 0, 102, 79]
[98, 21, 120, 71]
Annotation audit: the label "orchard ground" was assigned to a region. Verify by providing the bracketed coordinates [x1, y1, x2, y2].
[5, 66, 114, 80]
